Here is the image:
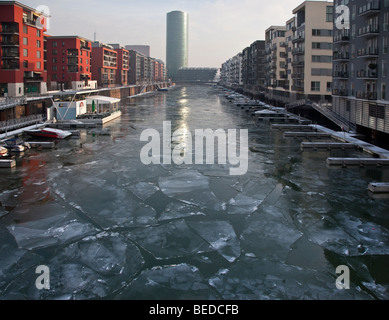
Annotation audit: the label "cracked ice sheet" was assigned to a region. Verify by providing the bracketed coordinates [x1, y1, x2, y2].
[0, 228, 43, 296]
[208, 257, 373, 300]
[6, 208, 98, 251]
[159, 170, 225, 211]
[1, 232, 145, 300]
[127, 220, 213, 260]
[54, 178, 157, 229]
[114, 264, 217, 300]
[125, 182, 159, 201]
[241, 205, 303, 261]
[158, 202, 205, 222]
[187, 221, 241, 262]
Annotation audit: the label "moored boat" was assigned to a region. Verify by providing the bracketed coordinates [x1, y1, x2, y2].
[24, 128, 73, 139]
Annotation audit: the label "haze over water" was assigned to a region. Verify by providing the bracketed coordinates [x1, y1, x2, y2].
[0, 85, 389, 300]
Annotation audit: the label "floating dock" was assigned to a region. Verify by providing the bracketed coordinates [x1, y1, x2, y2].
[0, 159, 16, 168]
[368, 183, 389, 194]
[301, 142, 358, 150]
[284, 132, 332, 139]
[271, 124, 314, 132]
[327, 158, 389, 167]
[28, 142, 56, 149]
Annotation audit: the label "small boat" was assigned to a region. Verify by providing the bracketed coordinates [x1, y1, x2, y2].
[0, 146, 9, 157]
[4, 138, 30, 153]
[158, 88, 169, 92]
[24, 128, 73, 139]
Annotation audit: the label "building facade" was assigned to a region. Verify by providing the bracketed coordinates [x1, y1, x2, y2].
[291, 1, 334, 102]
[91, 41, 117, 88]
[332, 0, 389, 136]
[110, 44, 129, 86]
[46, 36, 96, 91]
[125, 45, 150, 57]
[166, 11, 189, 80]
[0, 1, 47, 97]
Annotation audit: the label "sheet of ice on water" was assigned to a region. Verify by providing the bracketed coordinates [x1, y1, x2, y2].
[208, 257, 373, 300]
[115, 264, 217, 300]
[188, 221, 241, 262]
[159, 170, 224, 211]
[127, 219, 213, 260]
[6, 212, 98, 251]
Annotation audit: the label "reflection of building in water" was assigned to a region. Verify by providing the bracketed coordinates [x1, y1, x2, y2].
[174, 68, 218, 83]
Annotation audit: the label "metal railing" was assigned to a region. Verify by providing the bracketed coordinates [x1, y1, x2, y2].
[0, 114, 45, 133]
[0, 97, 27, 110]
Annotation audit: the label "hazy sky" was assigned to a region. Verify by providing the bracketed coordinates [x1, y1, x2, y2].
[7, 0, 329, 67]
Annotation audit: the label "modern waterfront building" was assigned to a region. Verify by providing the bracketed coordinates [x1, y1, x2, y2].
[166, 11, 189, 80]
[265, 26, 288, 105]
[242, 40, 266, 99]
[109, 44, 130, 86]
[91, 41, 117, 88]
[128, 50, 166, 85]
[291, 1, 334, 103]
[332, 0, 389, 137]
[46, 36, 96, 91]
[0, 1, 47, 98]
[220, 53, 243, 89]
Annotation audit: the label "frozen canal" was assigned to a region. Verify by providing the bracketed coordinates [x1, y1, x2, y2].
[1, 85, 389, 300]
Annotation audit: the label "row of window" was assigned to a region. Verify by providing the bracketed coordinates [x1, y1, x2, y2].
[22, 37, 42, 48]
[52, 65, 89, 72]
[51, 49, 90, 57]
[52, 58, 90, 65]
[22, 25, 42, 37]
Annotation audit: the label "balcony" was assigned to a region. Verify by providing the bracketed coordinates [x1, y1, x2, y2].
[2, 59, 20, 70]
[357, 47, 379, 58]
[292, 85, 304, 92]
[292, 60, 305, 67]
[1, 23, 19, 35]
[292, 35, 305, 43]
[333, 71, 349, 78]
[334, 33, 350, 43]
[280, 42, 288, 48]
[1, 36, 20, 47]
[332, 89, 349, 97]
[358, 0, 380, 16]
[356, 70, 378, 79]
[292, 47, 305, 55]
[24, 73, 44, 82]
[358, 24, 379, 37]
[292, 73, 305, 79]
[67, 49, 79, 57]
[356, 91, 378, 100]
[1, 49, 20, 59]
[333, 52, 349, 61]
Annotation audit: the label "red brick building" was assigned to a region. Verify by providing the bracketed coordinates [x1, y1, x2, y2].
[0, 1, 47, 97]
[91, 42, 118, 88]
[46, 35, 96, 91]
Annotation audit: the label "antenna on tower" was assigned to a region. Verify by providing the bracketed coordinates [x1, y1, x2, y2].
[94, 29, 97, 42]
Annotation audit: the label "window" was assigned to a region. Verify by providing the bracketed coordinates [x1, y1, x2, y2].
[52, 49, 57, 55]
[23, 25, 28, 34]
[52, 41, 57, 47]
[369, 104, 385, 119]
[23, 60, 28, 68]
[23, 49, 28, 57]
[37, 51, 41, 58]
[52, 57, 57, 63]
[37, 40, 41, 48]
[52, 65, 57, 71]
[312, 42, 332, 50]
[23, 37, 28, 45]
[37, 29, 41, 37]
[311, 81, 321, 92]
[383, 60, 387, 77]
[327, 82, 332, 92]
[312, 55, 332, 63]
[326, 6, 334, 22]
[382, 83, 386, 100]
[52, 74, 57, 80]
[37, 61, 41, 69]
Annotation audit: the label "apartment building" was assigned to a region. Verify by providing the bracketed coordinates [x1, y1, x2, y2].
[242, 40, 266, 99]
[220, 53, 243, 89]
[91, 41, 117, 87]
[285, 17, 296, 95]
[265, 26, 288, 104]
[109, 44, 129, 86]
[46, 36, 96, 91]
[332, 0, 389, 136]
[291, 1, 334, 102]
[0, 1, 47, 97]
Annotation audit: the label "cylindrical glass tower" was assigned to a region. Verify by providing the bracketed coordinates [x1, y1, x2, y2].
[166, 11, 189, 80]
